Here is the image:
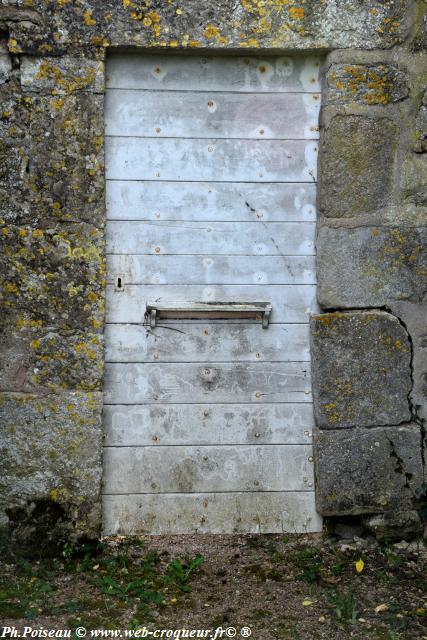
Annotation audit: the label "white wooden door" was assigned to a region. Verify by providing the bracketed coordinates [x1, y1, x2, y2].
[103, 54, 322, 534]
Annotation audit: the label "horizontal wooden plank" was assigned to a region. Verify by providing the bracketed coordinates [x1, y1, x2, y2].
[107, 255, 316, 285]
[103, 492, 322, 534]
[106, 55, 322, 93]
[107, 221, 315, 256]
[104, 362, 311, 404]
[106, 285, 318, 324]
[103, 403, 315, 447]
[105, 138, 318, 182]
[105, 181, 317, 222]
[103, 445, 314, 494]
[105, 323, 310, 363]
[105, 90, 320, 140]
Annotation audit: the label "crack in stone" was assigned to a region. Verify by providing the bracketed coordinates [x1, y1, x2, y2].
[316, 305, 426, 493]
[389, 309, 427, 476]
[383, 430, 414, 491]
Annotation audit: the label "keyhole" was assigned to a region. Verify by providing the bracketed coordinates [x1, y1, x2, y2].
[117, 277, 122, 289]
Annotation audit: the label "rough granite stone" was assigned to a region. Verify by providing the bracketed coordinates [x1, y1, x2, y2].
[311, 311, 412, 429]
[20, 54, 105, 94]
[0, 391, 103, 552]
[28, 92, 105, 228]
[363, 510, 422, 541]
[0, 52, 12, 84]
[1, 0, 411, 55]
[0, 79, 32, 225]
[413, 3, 427, 51]
[314, 425, 424, 516]
[317, 226, 427, 307]
[414, 90, 427, 152]
[0, 326, 104, 392]
[1, 223, 106, 333]
[318, 116, 398, 218]
[326, 64, 409, 105]
[401, 155, 427, 206]
[391, 300, 427, 424]
[0, 83, 104, 227]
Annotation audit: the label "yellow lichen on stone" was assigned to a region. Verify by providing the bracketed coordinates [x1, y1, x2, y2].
[51, 97, 64, 111]
[204, 24, 221, 39]
[148, 11, 161, 23]
[83, 9, 97, 26]
[16, 317, 43, 330]
[91, 36, 109, 47]
[38, 43, 54, 53]
[35, 59, 98, 94]
[246, 37, 260, 46]
[8, 38, 21, 54]
[4, 282, 19, 294]
[315, 313, 346, 327]
[323, 403, 337, 411]
[289, 6, 304, 20]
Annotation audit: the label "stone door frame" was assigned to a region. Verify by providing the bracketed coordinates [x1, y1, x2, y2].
[1, 1, 425, 547]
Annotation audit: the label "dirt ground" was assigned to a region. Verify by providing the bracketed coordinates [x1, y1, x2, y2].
[1, 534, 426, 640]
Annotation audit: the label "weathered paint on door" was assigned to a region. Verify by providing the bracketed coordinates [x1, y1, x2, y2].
[103, 54, 323, 534]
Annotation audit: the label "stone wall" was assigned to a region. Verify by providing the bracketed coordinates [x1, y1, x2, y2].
[0, 0, 426, 550]
[313, 14, 427, 536]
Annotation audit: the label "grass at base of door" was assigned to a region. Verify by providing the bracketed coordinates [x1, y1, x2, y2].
[1, 534, 426, 640]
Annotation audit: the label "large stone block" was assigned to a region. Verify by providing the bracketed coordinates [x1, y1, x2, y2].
[317, 226, 427, 307]
[314, 425, 424, 516]
[0, 89, 104, 227]
[4, 0, 411, 54]
[0, 391, 103, 552]
[326, 64, 408, 105]
[318, 116, 398, 218]
[311, 311, 412, 429]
